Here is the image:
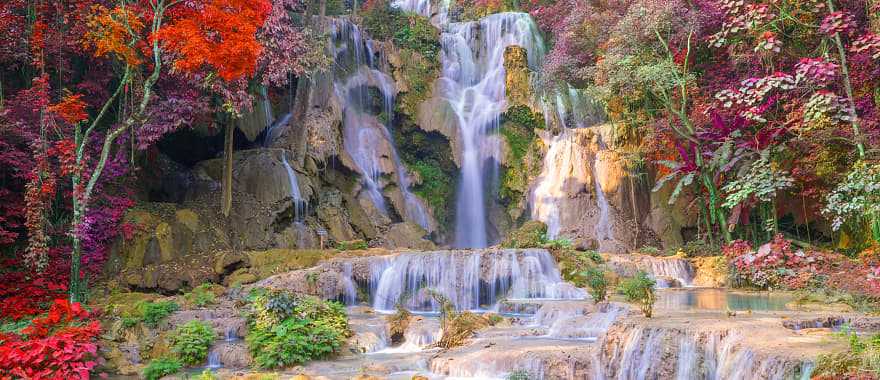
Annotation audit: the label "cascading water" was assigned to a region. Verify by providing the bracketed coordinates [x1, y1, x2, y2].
[330, 20, 430, 230]
[644, 256, 694, 288]
[368, 249, 584, 312]
[434, 13, 545, 248]
[530, 129, 592, 239]
[280, 151, 307, 222]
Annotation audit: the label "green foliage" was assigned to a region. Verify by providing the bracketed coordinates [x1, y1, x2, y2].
[183, 284, 219, 308]
[824, 161, 880, 242]
[581, 266, 610, 303]
[502, 105, 545, 131]
[507, 369, 531, 380]
[397, 49, 439, 118]
[0, 319, 30, 334]
[721, 156, 794, 209]
[170, 320, 216, 365]
[335, 240, 368, 251]
[541, 234, 574, 250]
[409, 160, 453, 225]
[142, 358, 182, 380]
[136, 300, 179, 327]
[246, 288, 349, 369]
[815, 328, 880, 378]
[362, 1, 440, 58]
[617, 271, 656, 317]
[500, 127, 533, 162]
[501, 221, 548, 248]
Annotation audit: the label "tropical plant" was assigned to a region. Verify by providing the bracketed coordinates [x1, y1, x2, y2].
[142, 358, 182, 380]
[136, 300, 180, 327]
[824, 161, 880, 243]
[580, 266, 609, 303]
[170, 320, 217, 365]
[618, 271, 656, 318]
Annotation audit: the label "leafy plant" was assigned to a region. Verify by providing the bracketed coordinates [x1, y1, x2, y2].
[617, 271, 656, 318]
[183, 284, 219, 308]
[507, 369, 531, 380]
[170, 320, 216, 365]
[142, 358, 182, 380]
[0, 299, 101, 379]
[823, 161, 880, 242]
[136, 300, 180, 327]
[245, 289, 349, 368]
[581, 266, 609, 303]
[335, 240, 368, 251]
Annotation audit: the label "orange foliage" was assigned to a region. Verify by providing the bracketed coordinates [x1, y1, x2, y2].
[157, 0, 271, 81]
[48, 94, 89, 125]
[82, 5, 145, 65]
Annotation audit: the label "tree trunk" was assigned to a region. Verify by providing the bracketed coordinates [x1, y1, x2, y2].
[222, 123, 234, 216]
[870, 0, 880, 33]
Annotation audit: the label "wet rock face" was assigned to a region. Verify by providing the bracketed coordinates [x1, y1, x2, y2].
[504, 45, 531, 107]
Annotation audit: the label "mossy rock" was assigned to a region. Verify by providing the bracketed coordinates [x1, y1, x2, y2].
[501, 221, 548, 248]
[245, 249, 333, 279]
[105, 292, 161, 317]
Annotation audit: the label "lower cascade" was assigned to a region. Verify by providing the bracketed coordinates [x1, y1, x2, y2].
[358, 249, 585, 312]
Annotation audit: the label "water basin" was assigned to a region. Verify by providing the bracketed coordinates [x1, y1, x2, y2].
[653, 288, 796, 311]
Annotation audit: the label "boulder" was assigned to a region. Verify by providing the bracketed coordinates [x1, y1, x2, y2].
[384, 222, 436, 250]
[690, 256, 728, 288]
[502, 221, 547, 248]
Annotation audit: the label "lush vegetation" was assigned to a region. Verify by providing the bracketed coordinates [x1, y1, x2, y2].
[581, 266, 610, 303]
[134, 300, 181, 328]
[618, 271, 657, 318]
[245, 288, 350, 368]
[170, 320, 217, 365]
[142, 358, 183, 380]
[814, 326, 880, 378]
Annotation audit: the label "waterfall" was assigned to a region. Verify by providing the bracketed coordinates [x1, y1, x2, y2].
[330, 19, 431, 230]
[530, 129, 591, 239]
[280, 151, 307, 222]
[369, 249, 584, 312]
[341, 262, 358, 305]
[643, 256, 694, 288]
[432, 13, 545, 248]
[205, 348, 222, 369]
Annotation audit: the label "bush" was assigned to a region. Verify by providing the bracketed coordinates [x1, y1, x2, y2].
[0, 300, 101, 380]
[246, 289, 349, 368]
[581, 266, 609, 303]
[618, 271, 656, 318]
[507, 369, 531, 380]
[170, 320, 216, 365]
[142, 358, 182, 380]
[136, 300, 179, 327]
[183, 284, 220, 308]
[335, 240, 368, 251]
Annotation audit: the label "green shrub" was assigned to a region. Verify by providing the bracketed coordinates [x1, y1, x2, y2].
[183, 284, 219, 308]
[410, 160, 453, 225]
[362, 0, 439, 58]
[136, 300, 179, 327]
[142, 358, 182, 380]
[246, 289, 350, 368]
[170, 320, 216, 365]
[581, 266, 609, 303]
[335, 240, 368, 251]
[541, 235, 573, 250]
[502, 105, 545, 130]
[507, 369, 531, 380]
[618, 271, 656, 317]
[815, 329, 880, 378]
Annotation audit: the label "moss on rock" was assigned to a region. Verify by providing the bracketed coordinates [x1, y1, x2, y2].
[501, 221, 548, 248]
